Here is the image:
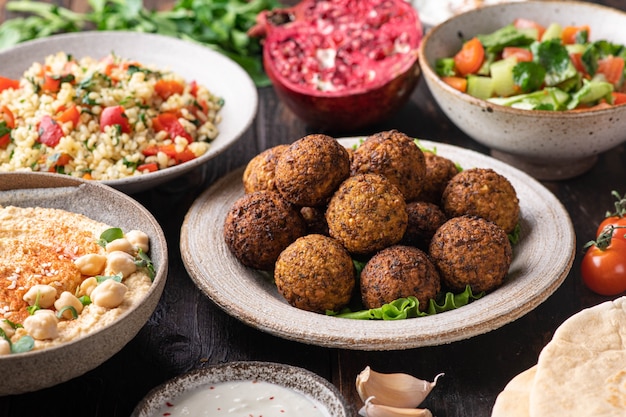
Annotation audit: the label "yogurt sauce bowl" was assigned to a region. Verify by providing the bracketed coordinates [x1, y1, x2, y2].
[131, 361, 353, 417]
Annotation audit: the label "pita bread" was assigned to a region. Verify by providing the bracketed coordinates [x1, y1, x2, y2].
[491, 296, 626, 417]
[491, 366, 536, 417]
[530, 296, 626, 416]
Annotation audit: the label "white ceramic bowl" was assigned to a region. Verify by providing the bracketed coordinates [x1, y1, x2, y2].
[0, 172, 168, 395]
[418, 0, 626, 180]
[0, 31, 257, 193]
[131, 361, 354, 417]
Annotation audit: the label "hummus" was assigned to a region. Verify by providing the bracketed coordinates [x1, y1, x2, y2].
[0, 205, 153, 353]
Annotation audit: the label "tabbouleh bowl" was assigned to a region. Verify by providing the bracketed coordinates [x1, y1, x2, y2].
[0, 52, 223, 180]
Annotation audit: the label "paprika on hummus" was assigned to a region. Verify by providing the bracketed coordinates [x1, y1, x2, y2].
[0, 205, 154, 354]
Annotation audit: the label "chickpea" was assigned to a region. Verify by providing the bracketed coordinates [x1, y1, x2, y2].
[91, 279, 128, 308]
[23, 285, 57, 309]
[125, 230, 150, 253]
[23, 310, 58, 340]
[0, 320, 14, 338]
[54, 291, 84, 319]
[78, 277, 98, 297]
[105, 251, 137, 278]
[74, 253, 107, 276]
[105, 237, 134, 254]
[0, 339, 10, 356]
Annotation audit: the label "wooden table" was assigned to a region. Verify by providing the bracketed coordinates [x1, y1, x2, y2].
[1, 1, 625, 416]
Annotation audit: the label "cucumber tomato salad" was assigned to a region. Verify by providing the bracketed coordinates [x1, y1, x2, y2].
[435, 19, 626, 110]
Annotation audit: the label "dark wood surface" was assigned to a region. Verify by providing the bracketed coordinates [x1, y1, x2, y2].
[1, 1, 625, 416]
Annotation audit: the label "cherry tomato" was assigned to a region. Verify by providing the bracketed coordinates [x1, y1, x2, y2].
[152, 112, 193, 142]
[154, 79, 184, 100]
[0, 105, 15, 149]
[581, 238, 626, 296]
[38, 115, 64, 147]
[0, 76, 20, 92]
[100, 105, 131, 134]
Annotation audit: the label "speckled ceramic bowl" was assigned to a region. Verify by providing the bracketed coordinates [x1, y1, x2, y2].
[0, 31, 257, 194]
[0, 172, 168, 395]
[418, 1, 626, 180]
[131, 361, 354, 417]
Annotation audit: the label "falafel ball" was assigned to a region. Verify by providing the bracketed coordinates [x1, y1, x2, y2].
[417, 151, 460, 204]
[402, 201, 448, 250]
[350, 130, 426, 202]
[429, 215, 512, 293]
[274, 234, 356, 313]
[242, 144, 289, 194]
[274, 134, 350, 207]
[223, 190, 306, 271]
[326, 173, 408, 255]
[441, 167, 520, 234]
[360, 245, 441, 311]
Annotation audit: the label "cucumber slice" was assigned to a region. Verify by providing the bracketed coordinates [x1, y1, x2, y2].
[542, 23, 562, 41]
[467, 75, 494, 99]
[490, 56, 518, 97]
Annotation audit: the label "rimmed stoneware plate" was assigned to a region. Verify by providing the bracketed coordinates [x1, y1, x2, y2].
[0, 31, 257, 194]
[180, 138, 575, 351]
[131, 361, 353, 417]
[0, 172, 168, 395]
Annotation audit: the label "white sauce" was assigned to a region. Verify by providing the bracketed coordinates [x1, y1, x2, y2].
[154, 380, 331, 417]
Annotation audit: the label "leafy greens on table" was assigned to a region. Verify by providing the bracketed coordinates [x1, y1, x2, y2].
[0, 0, 282, 87]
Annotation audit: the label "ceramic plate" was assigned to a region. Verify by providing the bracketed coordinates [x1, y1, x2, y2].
[180, 138, 575, 350]
[0, 172, 168, 395]
[131, 361, 353, 417]
[0, 31, 257, 194]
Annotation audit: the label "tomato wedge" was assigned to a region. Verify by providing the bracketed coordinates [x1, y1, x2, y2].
[441, 76, 467, 92]
[152, 112, 193, 142]
[612, 92, 626, 105]
[154, 79, 185, 100]
[561, 25, 590, 45]
[0, 76, 20, 92]
[136, 162, 159, 173]
[100, 105, 131, 134]
[0, 105, 15, 148]
[454, 37, 485, 77]
[38, 115, 64, 147]
[597, 56, 624, 86]
[502, 47, 533, 62]
[56, 105, 80, 126]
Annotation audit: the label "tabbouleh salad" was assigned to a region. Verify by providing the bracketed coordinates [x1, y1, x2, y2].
[0, 52, 224, 179]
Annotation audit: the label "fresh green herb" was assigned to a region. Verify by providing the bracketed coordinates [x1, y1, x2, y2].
[135, 248, 155, 281]
[96, 272, 124, 284]
[56, 305, 79, 319]
[532, 39, 578, 86]
[97, 227, 124, 247]
[78, 295, 92, 306]
[26, 291, 41, 315]
[0, 122, 11, 138]
[11, 335, 35, 354]
[435, 58, 456, 77]
[512, 61, 546, 93]
[0, 0, 283, 87]
[476, 24, 535, 54]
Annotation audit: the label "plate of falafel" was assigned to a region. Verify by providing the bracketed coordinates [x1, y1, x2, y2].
[180, 131, 576, 350]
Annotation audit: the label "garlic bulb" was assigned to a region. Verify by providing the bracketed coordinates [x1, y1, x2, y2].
[359, 396, 433, 417]
[356, 366, 444, 409]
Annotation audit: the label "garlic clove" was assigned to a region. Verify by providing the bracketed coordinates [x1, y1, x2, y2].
[356, 366, 444, 409]
[358, 397, 434, 417]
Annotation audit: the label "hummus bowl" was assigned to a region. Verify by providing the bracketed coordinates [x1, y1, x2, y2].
[0, 172, 168, 395]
